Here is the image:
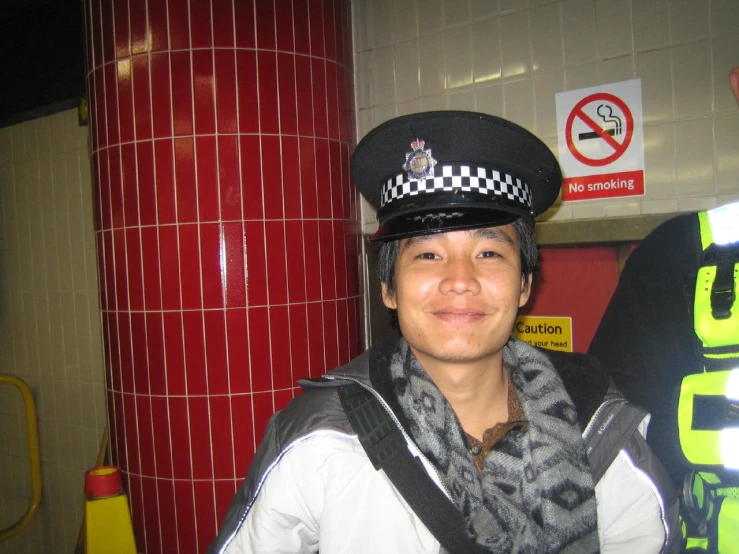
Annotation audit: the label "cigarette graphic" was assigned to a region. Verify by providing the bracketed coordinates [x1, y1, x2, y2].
[578, 104, 622, 141]
[578, 129, 616, 140]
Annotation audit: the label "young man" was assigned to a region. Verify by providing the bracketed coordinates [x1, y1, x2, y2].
[210, 112, 678, 553]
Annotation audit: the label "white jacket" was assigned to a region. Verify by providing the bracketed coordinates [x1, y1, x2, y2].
[210, 346, 679, 554]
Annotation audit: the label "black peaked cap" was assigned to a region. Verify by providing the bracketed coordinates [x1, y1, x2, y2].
[351, 111, 562, 241]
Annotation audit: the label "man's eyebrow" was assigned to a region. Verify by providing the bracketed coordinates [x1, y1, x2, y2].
[401, 227, 515, 250]
[403, 234, 434, 249]
[470, 227, 515, 245]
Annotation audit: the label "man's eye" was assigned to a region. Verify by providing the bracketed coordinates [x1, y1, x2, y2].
[479, 251, 500, 258]
[417, 252, 438, 260]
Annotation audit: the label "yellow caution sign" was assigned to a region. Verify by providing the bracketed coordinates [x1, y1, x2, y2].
[513, 316, 573, 352]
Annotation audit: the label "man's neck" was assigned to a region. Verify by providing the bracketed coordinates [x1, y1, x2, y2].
[412, 349, 510, 440]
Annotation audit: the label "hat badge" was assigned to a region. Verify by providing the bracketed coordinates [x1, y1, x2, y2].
[404, 139, 437, 182]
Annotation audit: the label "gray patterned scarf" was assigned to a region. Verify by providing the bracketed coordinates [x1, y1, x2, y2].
[389, 337, 599, 553]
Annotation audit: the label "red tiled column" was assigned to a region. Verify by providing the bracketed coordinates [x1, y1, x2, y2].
[83, 1, 359, 552]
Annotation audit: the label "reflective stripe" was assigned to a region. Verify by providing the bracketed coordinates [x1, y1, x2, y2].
[721, 429, 739, 470]
[678, 369, 739, 468]
[706, 203, 739, 245]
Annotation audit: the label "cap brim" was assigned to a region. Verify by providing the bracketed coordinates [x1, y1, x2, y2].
[369, 207, 519, 242]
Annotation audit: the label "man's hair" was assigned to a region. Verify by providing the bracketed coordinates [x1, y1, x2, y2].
[377, 216, 539, 299]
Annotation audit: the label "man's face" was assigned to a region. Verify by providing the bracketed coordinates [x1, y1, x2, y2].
[381, 225, 531, 368]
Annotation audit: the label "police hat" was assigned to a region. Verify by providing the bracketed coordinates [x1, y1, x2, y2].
[351, 111, 561, 242]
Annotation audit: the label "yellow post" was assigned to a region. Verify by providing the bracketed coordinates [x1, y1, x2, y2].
[84, 466, 137, 553]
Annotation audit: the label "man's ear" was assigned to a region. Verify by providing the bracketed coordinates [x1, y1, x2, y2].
[731, 67, 739, 107]
[519, 274, 533, 308]
[381, 283, 397, 310]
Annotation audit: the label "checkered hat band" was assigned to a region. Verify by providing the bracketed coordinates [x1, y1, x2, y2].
[381, 164, 532, 209]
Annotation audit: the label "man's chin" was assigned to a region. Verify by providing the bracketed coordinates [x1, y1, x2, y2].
[414, 342, 505, 366]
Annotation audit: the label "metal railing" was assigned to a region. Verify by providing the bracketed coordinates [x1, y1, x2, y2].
[0, 374, 42, 543]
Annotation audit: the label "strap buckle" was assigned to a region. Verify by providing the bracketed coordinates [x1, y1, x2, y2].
[711, 268, 734, 320]
[703, 244, 739, 320]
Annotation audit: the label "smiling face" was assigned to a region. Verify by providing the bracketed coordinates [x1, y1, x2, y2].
[381, 225, 532, 371]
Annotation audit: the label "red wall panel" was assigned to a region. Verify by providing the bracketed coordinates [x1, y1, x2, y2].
[522, 246, 620, 353]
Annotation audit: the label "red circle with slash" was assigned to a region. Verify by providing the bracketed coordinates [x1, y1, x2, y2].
[565, 92, 633, 167]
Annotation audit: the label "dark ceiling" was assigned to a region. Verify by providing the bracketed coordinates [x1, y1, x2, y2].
[0, 0, 86, 126]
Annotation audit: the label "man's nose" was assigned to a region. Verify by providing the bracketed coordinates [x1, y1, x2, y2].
[439, 257, 481, 295]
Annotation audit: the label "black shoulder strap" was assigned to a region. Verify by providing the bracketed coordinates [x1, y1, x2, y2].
[337, 383, 487, 554]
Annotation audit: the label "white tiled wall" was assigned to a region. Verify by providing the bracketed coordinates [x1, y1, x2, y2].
[353, 0, 739, 232]
[0, 109, 107, 554]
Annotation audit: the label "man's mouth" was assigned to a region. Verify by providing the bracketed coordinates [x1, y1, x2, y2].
[432, 309, 487, 322]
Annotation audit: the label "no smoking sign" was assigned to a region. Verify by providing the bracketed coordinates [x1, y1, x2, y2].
[556, 80, 645, 202]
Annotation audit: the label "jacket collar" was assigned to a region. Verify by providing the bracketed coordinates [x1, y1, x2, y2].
[310, 332, 611, 433]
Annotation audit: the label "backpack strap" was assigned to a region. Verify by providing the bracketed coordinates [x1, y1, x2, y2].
[695, 208, 739, 362]
[337, 383, 487, 554]
[582, 390, 648, 483]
